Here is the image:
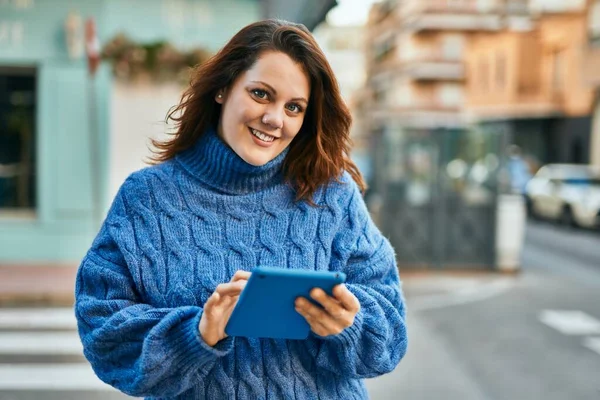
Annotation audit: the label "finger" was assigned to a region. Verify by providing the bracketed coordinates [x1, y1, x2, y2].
[215, 281, 247, 297]
[295, 297, 332, 324]
[304, 315, 330, 337]
[310, 288, 345, 319]
[296, 302, 344, 336]
[231, 270, 251, 282]
[333, 284, 360, 313]
[204, 291, 220, 315]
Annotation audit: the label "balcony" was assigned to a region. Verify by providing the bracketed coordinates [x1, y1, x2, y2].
[369, 103, 465, 128]
[529, 0, 586, 14]
[467, 88, 565, 120]
[505, 0, 529, 15]
[402, 58, 465, 81]
[401, 0, 529, 15]
[402, 0, 496, 15]
[403, 13, 502, 32]
[399, 0, 530, 32]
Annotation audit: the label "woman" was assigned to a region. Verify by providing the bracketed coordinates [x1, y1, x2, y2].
[75, 19, 407, 399]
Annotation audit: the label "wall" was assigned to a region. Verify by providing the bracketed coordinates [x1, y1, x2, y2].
[109, 82, 183, 201]
[103, 0, 259, 51]
[0, 0, 261, 264]
[0, 0, 110, 262]
[591, 96, 600, 166]
[466, 13, 593, 118]
[537, 14, 594, 116]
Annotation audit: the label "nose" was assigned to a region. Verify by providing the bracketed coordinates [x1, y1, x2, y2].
[262, 107, 284, 130]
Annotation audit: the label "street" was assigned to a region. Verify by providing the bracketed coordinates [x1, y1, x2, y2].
[367, 220, 600, 400]
[1, 220, 599, 400]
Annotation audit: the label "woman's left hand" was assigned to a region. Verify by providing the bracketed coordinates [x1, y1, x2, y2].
[295, 284, 361, 337]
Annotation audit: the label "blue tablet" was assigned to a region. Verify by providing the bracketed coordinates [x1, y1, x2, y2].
[225, 267, 346, 340]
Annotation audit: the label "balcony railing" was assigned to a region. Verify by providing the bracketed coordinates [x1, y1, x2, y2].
[404, 14, 502, 32]
[401, 0, 499, 16]
[402, 60, 465, 81]
[401, 0, 529, 17]
[369, 104, 466, 128]
[401, 48, 464, 62]
[505, 0, 529, 15]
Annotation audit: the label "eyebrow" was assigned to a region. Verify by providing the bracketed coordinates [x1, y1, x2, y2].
[251, 80, 308, 104]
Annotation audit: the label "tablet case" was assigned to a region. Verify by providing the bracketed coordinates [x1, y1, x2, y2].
[224, 267, 346, 340]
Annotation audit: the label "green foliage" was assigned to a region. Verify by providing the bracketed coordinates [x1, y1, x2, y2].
[101, 33, 212, 83]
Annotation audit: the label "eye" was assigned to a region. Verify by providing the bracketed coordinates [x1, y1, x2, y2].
[251, 89, 268, 99]
[286, 103, 303, 113]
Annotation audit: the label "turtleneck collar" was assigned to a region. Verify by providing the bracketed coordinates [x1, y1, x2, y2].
[175, 127, 288, 195]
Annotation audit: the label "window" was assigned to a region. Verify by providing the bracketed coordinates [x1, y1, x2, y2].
[442, 34, 465, 61]
[398, 34, 414, 62]
[496, 52, 506, 90]
[479, 57, 490, 93]
[0, 66, 36, 211]
[396, 79, 413, 107]
[552, 50, 563, 92]
[438, 84, 464, 107]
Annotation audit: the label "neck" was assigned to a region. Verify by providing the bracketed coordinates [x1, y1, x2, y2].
[175, 128, 288, 195]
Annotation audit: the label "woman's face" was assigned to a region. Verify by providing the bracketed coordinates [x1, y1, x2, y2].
[216, 51, 311, 166]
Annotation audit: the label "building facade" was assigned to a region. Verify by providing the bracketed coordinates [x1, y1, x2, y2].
[361, 0, 530, 269]
[585, 0, 600, 166]
[466, 1, 594, 168]
[0, 0, 333, 266]
[365, 0, 530, 135]
[313, 23, 371, 180]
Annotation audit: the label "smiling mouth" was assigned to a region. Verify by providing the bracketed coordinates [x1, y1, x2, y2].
[249, 128, 277, 143]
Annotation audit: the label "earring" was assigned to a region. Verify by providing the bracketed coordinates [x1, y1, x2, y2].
[217, 94, 223, 99]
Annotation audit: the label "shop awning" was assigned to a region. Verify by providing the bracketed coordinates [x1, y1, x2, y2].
[261, 0, 338, 30]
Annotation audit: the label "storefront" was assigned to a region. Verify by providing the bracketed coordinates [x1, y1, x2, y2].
[0, 0, 332, 266]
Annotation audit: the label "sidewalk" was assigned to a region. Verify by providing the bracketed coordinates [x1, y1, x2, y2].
[0, 264, 78, 306]
[365, 309, 491, 400]
[365, 271, 518, 400]
[0, 263, 511, 307]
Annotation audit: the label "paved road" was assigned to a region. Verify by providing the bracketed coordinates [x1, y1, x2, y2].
[366, 220, 600, 400]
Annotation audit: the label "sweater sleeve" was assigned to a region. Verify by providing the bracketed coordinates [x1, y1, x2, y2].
[74, 176, 233, 398]
[312, 180, 408, 379]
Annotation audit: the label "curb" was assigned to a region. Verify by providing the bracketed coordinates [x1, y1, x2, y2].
[0, 264, 78, 307]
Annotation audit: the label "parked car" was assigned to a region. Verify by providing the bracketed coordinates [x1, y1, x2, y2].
[524, 164, 600, 229]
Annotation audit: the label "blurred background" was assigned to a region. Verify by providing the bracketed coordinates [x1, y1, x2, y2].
[1, 0, 600, 399]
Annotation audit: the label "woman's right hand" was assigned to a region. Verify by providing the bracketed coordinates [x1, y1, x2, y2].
[199, 270, 250, 347]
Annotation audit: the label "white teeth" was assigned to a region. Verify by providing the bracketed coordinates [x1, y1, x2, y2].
[251, 128, 275, 143]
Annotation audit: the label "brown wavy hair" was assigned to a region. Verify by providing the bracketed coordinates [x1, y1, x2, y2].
[149, 19, 366, 202]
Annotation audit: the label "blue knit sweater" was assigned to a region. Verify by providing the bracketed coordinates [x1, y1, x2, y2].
[74, 128, 407, 399]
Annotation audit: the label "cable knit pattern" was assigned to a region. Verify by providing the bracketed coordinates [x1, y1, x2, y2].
[74, 128, 408, 399]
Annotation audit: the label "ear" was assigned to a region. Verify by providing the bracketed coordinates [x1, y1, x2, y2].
[215, 90, 225, 104]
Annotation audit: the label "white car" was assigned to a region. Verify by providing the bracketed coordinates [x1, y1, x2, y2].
[525, 164, 600, 229]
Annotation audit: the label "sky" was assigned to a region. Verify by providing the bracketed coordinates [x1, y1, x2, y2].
[326, 0, 382, 26]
